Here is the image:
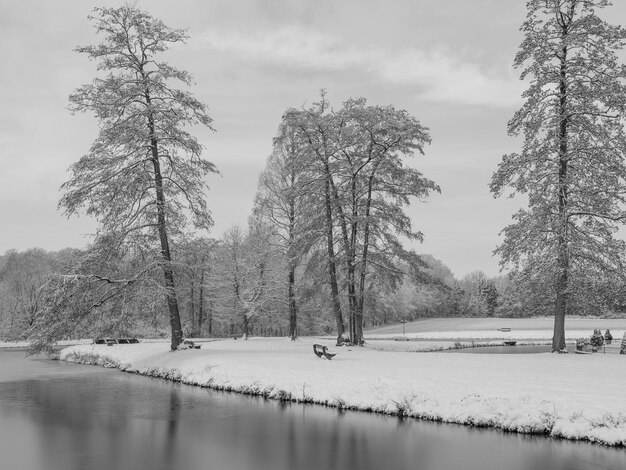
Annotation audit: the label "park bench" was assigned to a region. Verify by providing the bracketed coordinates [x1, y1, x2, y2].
[93, 338, 139, 346]
[313, 343, 336, 360]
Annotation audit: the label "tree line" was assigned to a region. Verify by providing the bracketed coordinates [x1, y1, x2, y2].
[4, 241, 625, 345]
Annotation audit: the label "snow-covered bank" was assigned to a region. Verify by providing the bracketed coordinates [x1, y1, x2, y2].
[59, 337, 626, 447]
[0, 339, 93, 349]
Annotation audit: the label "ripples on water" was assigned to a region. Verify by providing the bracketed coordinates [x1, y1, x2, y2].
[0, 350, 624, 470]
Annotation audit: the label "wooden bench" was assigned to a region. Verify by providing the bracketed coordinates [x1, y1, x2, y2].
[93, 338, 139, 345]
[182, 340, 201, 349]
[313, 343, 336, 360]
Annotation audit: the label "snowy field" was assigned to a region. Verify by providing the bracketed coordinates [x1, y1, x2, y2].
[368, 329, 625, 341]
[367, 316, 626, 336]
[365, 317, 626, 347]
[59, 331, 626, 447]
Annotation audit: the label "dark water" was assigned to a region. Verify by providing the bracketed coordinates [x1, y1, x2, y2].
[444, 344, 585, 354]
[1, 350, 625, 470]
[445, 344, 554, 354]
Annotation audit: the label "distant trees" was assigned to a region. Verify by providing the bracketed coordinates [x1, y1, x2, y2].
[44, 5, 216, 350]
[172, 237, 217, 337]
[208, 225, 285, 339]
[491, 0, 626, 351]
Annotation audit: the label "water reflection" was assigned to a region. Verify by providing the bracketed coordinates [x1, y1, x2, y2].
[1, 350, 625, 470]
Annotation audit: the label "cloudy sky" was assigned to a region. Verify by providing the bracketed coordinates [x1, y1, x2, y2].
[2, 0, 625, 278]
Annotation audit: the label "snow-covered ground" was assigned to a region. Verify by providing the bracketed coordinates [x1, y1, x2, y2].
[60, 335, 626, 447]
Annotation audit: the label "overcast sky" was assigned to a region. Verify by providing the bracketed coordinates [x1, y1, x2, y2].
[2, 0, 625, 278]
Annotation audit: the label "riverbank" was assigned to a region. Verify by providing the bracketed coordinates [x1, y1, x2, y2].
[0, 339, 92, 349]
[60, 337, 626, 447]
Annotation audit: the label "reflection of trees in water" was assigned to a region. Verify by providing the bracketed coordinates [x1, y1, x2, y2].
[163, 384, 180, 467]
[273, 401, 379, 470]
[4, 375, 147, 468]
[288, 406, 297, 469]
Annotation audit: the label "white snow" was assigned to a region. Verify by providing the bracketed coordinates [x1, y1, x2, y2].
[59, 335, 626, 447]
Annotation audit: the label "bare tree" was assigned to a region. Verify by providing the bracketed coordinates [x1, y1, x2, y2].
[210, 225, 284, 339]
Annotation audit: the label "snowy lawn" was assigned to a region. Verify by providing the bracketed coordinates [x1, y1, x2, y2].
[60, 336, 626, 447]
[366, 317, 626, 342]
[367, 329, 625, 341]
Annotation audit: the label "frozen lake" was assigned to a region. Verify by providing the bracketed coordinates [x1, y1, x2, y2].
[1, 349, 624, 470]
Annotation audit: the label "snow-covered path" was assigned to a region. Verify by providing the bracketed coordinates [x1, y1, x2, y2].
[60, 337, 626, 446]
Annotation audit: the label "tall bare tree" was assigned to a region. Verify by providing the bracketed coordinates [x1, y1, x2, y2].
[492, 0, 626, 351]
[59, 6, 216, 350]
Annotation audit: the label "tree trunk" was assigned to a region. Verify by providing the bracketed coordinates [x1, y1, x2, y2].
[242, 312, 250, 340]
[349, 174, 360, 345]
[324, 177, 345, 343]
[288, 193, 298, 341]
[207, 300, 213, 336]
[355, 172, 376, 346]
[146, 91, 183, 351]
[553, 269, 567, 351]
[553, 37, 569, 353]
[197, 267, 205, 336]
[288, 267, 297, 341]
[189, 277, 195, 336]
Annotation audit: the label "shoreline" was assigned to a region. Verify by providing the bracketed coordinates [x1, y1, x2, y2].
[59, 337, 626, 448]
